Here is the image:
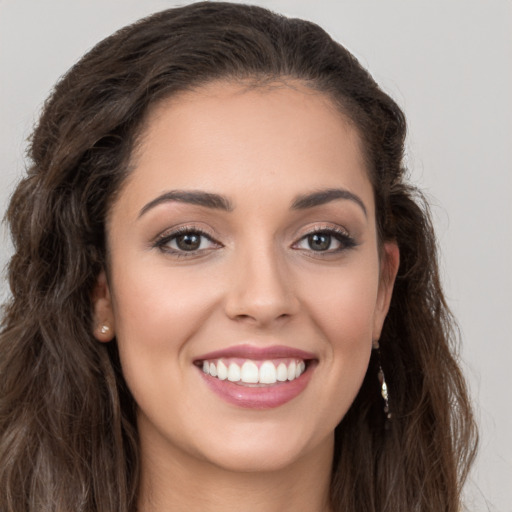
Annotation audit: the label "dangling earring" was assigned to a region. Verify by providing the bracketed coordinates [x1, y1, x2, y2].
[373, 340, 392, 427]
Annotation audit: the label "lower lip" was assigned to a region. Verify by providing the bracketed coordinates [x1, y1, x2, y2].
[198, 363, 315, 409]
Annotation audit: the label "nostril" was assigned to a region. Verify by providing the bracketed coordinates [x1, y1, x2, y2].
[224, 276, 300, 325]
[234, 313, 253, 321]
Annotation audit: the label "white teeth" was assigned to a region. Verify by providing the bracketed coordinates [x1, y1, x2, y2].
[240, 361, 259, 383]
[217, 360, 228, 380]
[201, 358, 307, 384]
[227, 363, 241, 382]
[287, 361, 296, 381]
[276, 362, 288, 382]
[259, 361, 277, 384]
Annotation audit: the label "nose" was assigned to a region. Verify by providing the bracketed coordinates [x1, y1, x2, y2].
[224, 243, 300, 327]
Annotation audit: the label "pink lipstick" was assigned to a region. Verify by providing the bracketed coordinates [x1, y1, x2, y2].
[194, 344, 317, 409]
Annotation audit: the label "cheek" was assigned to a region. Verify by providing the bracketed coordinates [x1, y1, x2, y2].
[297, 258, 381, 348]
[111, 256, 221, 347]
[301, 283, 376, 434]
[108, 265, 218, 433]
[108, 260, 222, 402]
[295, 256, 380, 421]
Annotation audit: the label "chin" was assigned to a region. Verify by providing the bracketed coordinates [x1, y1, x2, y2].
[202, 437, 319, 474]
[189, 418, 334, 475]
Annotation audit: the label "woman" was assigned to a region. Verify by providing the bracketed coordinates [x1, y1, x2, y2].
[0, 2, 477, 511]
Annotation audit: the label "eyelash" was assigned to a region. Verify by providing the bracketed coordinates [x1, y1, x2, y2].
[153, 226, 221, 257]
[153, 225, 357, 257]
[292, 226, 357, 255]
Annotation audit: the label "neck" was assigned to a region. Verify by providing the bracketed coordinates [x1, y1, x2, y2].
[137, 430, 334, 512]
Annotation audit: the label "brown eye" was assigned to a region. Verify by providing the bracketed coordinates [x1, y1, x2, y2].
[175, 233, 202, 251]
[155, 228, 220, 255]
[293, 228, 357, 254]
[307, 233, 331, 251]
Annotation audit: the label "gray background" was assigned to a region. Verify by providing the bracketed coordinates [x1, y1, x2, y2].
[1, 1, 511, 510]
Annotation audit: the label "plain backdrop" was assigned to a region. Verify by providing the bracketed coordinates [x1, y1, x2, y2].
[1, 1, 511, 510]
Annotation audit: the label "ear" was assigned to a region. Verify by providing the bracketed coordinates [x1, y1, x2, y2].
[372, 241, 400, 340]
[92, 270, 115, 342]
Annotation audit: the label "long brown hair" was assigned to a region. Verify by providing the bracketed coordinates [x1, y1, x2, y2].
[0, 3, 477, 511]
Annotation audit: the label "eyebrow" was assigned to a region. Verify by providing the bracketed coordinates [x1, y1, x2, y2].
[138, 187, 367, 218]
[138, 190, 234, 218]
[291, 188, 367, 217]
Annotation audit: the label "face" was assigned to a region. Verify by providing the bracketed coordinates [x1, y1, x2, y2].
[93, 81, 398, 475]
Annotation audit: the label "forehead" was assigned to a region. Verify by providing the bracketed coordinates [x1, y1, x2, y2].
[138, 80, 363, 158]
[117, 80, 373, 217]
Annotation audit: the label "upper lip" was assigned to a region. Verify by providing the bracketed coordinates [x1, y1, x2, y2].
[194, 344, 317, 362]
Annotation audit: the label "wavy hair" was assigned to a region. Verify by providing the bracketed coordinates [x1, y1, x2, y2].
[0, 2, 477, 511]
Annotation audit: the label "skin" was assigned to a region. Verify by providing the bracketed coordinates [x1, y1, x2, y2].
[93, 81, 399, 512]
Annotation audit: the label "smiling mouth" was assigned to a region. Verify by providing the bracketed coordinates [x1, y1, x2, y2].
[194, 345, 317, 408]
[197, 358, 308, 386]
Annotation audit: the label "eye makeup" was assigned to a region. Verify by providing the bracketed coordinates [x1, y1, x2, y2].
[152, 225, 222, 258]
[151, 221, 358, 261]
[292, 225, 358, 254]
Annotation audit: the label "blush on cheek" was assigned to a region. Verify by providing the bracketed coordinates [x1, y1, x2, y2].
[312, 292, 374, 349]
